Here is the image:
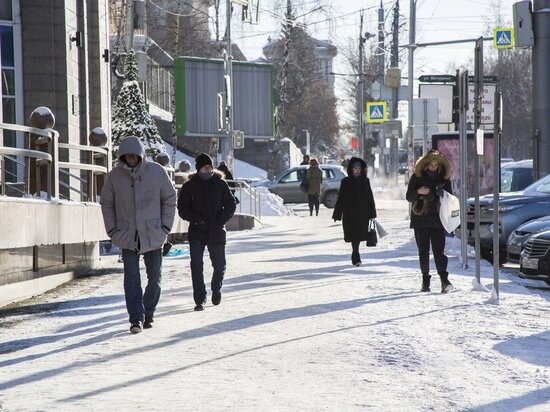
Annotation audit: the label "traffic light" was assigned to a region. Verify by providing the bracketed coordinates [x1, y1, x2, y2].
[350, 136, 358, 150]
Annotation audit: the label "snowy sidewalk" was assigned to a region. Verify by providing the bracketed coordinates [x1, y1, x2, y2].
[1, 198, 550, 411]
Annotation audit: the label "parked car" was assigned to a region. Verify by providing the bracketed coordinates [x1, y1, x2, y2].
[466, 172, 550, 265]
[262, 164, 346, 208]
[506, 215, 550, 263]
[518, 230, 550, 286]
[500, 159, 533, 192]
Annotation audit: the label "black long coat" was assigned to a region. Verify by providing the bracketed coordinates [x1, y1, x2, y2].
[177, 171, 236, 244]
[332, 157, 377, 242]
[406, 151, 452, 229]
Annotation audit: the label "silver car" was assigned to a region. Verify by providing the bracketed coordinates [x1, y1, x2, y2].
[264, 164, 346, 208]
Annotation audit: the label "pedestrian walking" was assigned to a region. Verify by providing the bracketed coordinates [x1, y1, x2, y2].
[406, 150, 454, 293]
[300, 154, 310, 165]
[332, 157, 377, 266]
[305, 157, 323, 216]
[177, 153, 236, 311]
[100, 136, 177, 334]
[217, 161, 239, 204]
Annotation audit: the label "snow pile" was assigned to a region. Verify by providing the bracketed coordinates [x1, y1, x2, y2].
[163, 141, 267, 180]
[234, 185, 294, 217]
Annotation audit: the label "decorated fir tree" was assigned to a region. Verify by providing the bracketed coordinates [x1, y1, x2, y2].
[111, 49, 166, 163]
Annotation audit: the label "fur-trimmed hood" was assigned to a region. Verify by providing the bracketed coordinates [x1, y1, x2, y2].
[414, 150, 452, 180]
[346, 156, 367, 178]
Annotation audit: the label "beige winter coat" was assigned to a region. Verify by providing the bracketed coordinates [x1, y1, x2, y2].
[100, 136, 177, 253]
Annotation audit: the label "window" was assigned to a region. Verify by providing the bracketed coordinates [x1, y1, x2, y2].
[280, 170, 304, 183]
[0, 1, 12, 21]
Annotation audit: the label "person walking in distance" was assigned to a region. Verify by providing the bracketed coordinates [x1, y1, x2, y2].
[305, 157, 323, 216]
[406, 150, 454, 293]
[100, 136, 177, 334]
[332, 157, 377, 266]
[178, 153, 236, 311]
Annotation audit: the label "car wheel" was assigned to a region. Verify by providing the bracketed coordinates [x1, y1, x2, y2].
[480, 247, 508, 266]
[322, 191, 339, 209]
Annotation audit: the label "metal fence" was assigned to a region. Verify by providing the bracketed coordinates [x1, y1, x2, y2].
[173, 173, 262, 221]
[0, 123, 110, 201]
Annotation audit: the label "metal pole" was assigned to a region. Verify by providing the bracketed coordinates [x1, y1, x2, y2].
[422, 98, 427, 154]
[492, 88, 502, 299]
[459, 70, 469, 270]
[358, 12, 365, 159]
[407, 0, 416, 174]
[474, 37, 484, 282]
[224, 0, 234, 168]
[532, 1, 550, 179]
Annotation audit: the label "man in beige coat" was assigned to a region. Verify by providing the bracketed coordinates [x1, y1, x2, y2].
[100, 136, 176, 333]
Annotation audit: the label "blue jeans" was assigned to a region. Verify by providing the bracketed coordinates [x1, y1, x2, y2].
[122, 248, 162, 323]
[189, 239, 226, 305]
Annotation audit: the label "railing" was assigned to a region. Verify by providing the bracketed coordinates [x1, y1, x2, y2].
[173, 173, 262, 221]
[0, 122, 110, 202]
[230, 179, 262, 220]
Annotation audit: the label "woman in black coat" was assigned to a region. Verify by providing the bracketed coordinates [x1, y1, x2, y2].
[406, 150, 453, 293]
[332, 157, 377, 266]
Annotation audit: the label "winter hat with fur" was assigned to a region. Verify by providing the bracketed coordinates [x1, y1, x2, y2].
[195, 153, 213, 171]
[414, 150, 452, 179]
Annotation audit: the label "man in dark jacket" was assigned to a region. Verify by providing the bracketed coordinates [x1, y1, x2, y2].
[406, 150, 453, 293]
[178, 153, 236, 311]
[100, 136, 177, 334]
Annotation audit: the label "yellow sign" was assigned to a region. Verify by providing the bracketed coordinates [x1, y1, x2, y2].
[366, 101, 387, 124]
[493, 27, 514, 49]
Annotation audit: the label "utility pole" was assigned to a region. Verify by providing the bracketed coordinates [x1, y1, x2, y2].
[378, 0, 386, 175]
[407, 0, 416, 174]
[125, 0, 134, 50]
[223, 0, 235, 170]
[390, 0, 399, 119]
[532, 0, 550, 179]
[269, 0, 292, 179]
[358, 10, 365, 159]
[377, 1, 385, 85]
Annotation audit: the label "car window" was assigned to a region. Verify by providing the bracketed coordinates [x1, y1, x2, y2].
[526, 174, 550, 194]
[500, 170, 514, 192]
[280, 170, 304, 183]
[323, 169, 334, 179]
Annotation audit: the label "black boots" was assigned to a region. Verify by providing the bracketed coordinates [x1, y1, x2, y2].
[421, 275, 431, 292]
[421, 274, 453, 293]
[440, 273, 454, 293]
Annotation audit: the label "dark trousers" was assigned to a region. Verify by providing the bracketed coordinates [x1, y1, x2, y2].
[308, 194, 320, 215]
[189, 239, 226, 305]
[122, 248, 162, 324]
[414, 227, 448, 275]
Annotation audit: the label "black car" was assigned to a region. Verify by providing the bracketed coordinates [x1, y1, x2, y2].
[519, 230, 550, 286]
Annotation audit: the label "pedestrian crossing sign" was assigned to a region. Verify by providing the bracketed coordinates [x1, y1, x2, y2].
[493, 27, 514, 49]
[366, 101, 387, 124]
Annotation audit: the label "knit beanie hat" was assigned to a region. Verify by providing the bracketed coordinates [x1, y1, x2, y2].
[195, 153, 213, 171]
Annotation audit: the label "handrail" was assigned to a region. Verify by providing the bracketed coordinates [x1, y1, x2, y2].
[0, 122, 110, 201]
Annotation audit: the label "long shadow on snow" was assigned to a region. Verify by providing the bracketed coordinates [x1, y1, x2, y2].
[56, 291, 467, 402]
[464, 386, 550, 412]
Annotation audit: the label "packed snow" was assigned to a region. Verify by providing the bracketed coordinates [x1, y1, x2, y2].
[1, 186, 550, 411]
